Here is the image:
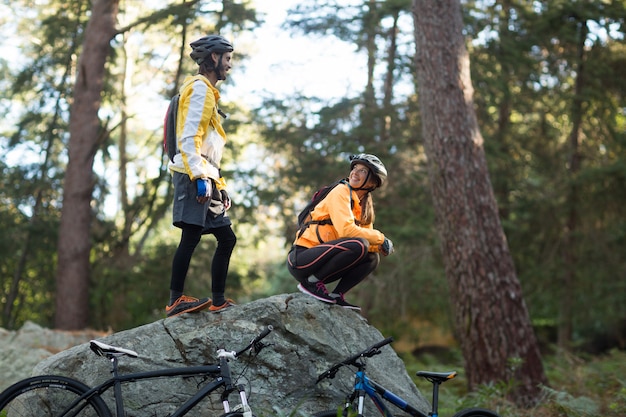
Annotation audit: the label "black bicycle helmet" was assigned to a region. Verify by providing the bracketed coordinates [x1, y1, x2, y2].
[189, 35, 234, 65]
[350, 153, 388, 187]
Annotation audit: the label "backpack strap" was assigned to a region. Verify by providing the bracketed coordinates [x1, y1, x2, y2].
[296, 179, 353, 243]
[164, 94, 180, 162]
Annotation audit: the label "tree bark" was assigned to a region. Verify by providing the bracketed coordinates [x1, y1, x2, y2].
[412, 0, 547, 407]
[55, 0, 119, 330]
[559, 17, 587, 350]
[381, 10, 399, 142]
[360, 0, 380, 137]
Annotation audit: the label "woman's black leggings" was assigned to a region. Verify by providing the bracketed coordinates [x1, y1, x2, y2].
[170, 224, 237, 298]
[287, 237, 379, 295]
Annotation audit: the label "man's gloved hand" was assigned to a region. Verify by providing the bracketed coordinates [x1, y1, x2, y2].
[381, 238, 395, 256]
[195, 178, 212, 203]
[220, 189, 231, 210]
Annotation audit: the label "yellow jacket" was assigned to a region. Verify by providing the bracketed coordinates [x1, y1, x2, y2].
[295, 182, 385, 252]
[168, 75, 227, 189]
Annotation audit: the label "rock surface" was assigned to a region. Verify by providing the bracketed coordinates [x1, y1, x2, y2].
[0, 320, 107, 391]
[6, 294, 431, 416]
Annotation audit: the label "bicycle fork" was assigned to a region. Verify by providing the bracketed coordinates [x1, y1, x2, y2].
[219, 353, 253, 417]
[352, 371, 394, 417]
[222, 384, 252, 417]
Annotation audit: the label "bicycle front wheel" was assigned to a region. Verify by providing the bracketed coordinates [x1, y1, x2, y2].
[452, 407, 502, 417]
[313, 410, 347, 417]
[217, 413, 258, 417]
[0, 375, 112, 417]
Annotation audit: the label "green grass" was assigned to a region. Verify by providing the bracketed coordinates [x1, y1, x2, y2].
[402, 347, 626, 417]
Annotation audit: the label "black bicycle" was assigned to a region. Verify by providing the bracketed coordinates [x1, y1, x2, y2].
[0, 325, 273, 417]
[313, 337, 501, 417]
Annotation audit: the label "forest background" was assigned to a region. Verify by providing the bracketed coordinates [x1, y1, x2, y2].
[0, 0, 625, 409]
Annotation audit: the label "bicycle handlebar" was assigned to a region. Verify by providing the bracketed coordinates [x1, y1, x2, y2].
[235, 325, 273, 358]
[216, 326, 274, 360]
[316, 337, 394, 383]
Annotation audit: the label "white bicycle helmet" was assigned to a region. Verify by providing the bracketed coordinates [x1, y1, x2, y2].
[349, 153, 388, 187]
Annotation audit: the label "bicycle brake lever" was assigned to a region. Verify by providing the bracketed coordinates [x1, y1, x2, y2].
[364, 348, 382, 358]
[251, 341, 269, 354]
[316, 370, 334, 384]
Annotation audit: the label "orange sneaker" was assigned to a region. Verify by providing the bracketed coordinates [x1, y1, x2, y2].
[208, 299, 236, 313]
[165, 295, 211, 317]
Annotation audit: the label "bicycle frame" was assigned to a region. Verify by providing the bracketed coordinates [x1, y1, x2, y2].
[0, 327, 272, 417]
[351, 370, 426, 417]
[317, 338, 500, 417]
[58, 361, 233, 417]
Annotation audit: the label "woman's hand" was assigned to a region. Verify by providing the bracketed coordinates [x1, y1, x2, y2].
[381, 238, 395, 256]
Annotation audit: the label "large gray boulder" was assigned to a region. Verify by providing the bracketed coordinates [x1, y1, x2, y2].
[0, 321, 107, 391]
[33, 293, 430, 416]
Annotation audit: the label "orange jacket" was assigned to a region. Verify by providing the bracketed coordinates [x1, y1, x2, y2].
[294, 182, 385, 252]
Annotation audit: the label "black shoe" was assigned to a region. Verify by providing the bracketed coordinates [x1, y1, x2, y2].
[165, 295, 212, 317]
[333, 293, 361, 311]
[297, 281, 336, 303]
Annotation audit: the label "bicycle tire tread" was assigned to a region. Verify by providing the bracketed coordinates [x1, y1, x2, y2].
[0, 375, 111, 417]
[217, 413, 258, 417]
[452, 407, 502, 417]
[312, 410, 346, 417]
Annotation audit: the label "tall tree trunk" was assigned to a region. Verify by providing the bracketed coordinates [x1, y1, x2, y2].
[559, 17, 587, 349]
[55, 0, 119, 330]
[491, 0, 513, 221]
[4, 25, 81, 328]
[381, 10, 399, 142]
[360, 0, 379, 136]
[412, 0, 547, 407]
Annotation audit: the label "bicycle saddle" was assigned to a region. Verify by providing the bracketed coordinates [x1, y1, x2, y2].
[416, 370, 457, 383]
[90, 340, 139, 358]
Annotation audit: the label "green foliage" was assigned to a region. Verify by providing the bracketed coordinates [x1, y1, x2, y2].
[0, 0, 624, 356]
[465, 0, 626, 348]
[401, 346, 626, 417]
[0, 0, 261, 330]
[265, 344, 619, 417]
[0, 160, 60, 328]
[542, 387, 600, 417]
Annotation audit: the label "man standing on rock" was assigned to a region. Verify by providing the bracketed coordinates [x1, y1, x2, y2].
[165, 35, 238, 317]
